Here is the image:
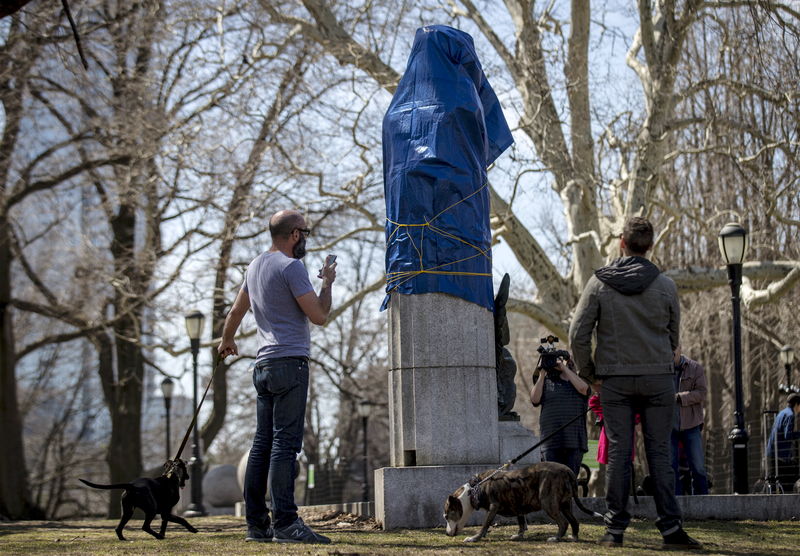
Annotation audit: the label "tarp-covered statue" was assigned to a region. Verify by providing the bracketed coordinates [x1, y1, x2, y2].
[381, 25, 513, 311]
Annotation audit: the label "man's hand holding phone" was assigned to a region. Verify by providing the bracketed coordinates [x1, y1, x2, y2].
[319, 254, 337, 286]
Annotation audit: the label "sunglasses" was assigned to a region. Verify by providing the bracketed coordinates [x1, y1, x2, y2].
[294, 227, 311, 237]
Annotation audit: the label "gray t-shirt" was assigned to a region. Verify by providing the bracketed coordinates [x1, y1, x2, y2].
[243, 251, 314, 362]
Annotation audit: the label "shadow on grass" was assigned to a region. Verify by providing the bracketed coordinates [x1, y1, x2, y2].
[0, 521, 115, 537]
[0, 518, 233, 538]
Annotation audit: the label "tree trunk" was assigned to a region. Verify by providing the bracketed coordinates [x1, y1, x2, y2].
[100, 319, 145, 517]
[101, 202, 145, 517]
[0, 216, 41, 519]
[0, 13, 41, 520]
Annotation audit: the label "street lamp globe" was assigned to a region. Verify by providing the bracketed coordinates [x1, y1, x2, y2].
[718, 222, 748, 265]
[184, 310, 205, 341]
[160, 377, 175, 399]
[357, 399, 372, 418]
[779, 345, 795, 366]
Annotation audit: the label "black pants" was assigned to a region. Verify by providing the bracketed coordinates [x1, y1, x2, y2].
[601, 375, 682, 536]
[777, 459, 798, 491]
[542, 447, 584, 476]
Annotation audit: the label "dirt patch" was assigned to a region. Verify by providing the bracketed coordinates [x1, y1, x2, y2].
[299, 509, 381, 531]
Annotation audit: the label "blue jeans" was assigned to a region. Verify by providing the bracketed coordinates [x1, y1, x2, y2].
[671, 425, 709, 494]
[244, 357, 309, 530]
[542, 448, 584, 476]
[601, 375, 682, 536]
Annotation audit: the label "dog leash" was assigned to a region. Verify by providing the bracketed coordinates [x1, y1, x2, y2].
[171, 357, 226, 464]
[474, 406, 594, 487]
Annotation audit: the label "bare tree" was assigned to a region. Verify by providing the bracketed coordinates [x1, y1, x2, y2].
[1, 0, 300, 516]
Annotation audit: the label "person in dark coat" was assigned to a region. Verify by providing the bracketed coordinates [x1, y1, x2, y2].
[671, 347, 709, 495]
[569, 217, 701, 550]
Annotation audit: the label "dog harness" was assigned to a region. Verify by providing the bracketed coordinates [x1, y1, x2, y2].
[466, 476, 482, 508]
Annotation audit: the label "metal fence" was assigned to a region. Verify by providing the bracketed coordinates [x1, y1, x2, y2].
[705, 414, 799, 495]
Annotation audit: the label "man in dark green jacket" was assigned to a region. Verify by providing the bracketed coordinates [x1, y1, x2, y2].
[569, 217, 701, 550]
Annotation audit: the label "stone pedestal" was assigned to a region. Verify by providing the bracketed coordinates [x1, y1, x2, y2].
[498, 421, 539, 465]
[376, 292, 539, 529]
[388, 293, 498, 466]
[376, 465, 501, 529]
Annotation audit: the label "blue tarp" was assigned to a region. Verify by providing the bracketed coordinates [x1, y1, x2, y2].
[381, 25, 513, 311]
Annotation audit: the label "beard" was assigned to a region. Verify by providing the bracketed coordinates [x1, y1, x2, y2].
[292, 236, 307, 259]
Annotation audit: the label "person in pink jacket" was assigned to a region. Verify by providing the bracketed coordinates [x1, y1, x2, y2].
[589, 391, 640, 464]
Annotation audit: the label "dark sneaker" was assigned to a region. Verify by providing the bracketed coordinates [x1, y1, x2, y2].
[245, 526, 273, 542]
[662, 529, 702, 550]
[273, 517, 331, 544]
[598, 531, 624, 547]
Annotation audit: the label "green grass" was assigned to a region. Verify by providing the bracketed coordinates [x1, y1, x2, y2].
[582, 439, 600, 470]
[1, 513, 797, 555]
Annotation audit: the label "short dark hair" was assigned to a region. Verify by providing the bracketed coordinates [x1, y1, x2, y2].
[622, 217, 654, 255]
[269, 211, 303, 239]
[787, 393, 800, 408]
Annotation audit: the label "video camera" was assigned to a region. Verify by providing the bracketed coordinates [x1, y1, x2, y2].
[536, 335, 571, 378]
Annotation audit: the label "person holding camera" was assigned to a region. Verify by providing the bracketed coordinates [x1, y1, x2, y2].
[569, 217, 701, 550]
[530, 353, 590, 476]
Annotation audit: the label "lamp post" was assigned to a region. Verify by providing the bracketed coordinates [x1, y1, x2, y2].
[779, 345, 796, 393]
[356, 400, 372, 503]
[160, 377, 174, 461]
[718, 222, 749, 494]
[184, 310, 207, 517]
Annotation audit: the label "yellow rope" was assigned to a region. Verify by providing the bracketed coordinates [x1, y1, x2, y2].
[385, 182, 491, 293]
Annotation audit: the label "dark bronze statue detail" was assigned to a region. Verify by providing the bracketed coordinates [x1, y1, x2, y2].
[494, 273, 519, 421]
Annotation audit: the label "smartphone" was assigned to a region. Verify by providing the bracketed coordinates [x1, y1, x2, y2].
[318, 254, 337, 278]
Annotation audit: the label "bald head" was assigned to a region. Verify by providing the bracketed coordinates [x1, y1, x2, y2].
[269, 210, 305, 240]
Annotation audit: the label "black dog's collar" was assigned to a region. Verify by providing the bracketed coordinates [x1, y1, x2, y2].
[164, 460, 180, 479]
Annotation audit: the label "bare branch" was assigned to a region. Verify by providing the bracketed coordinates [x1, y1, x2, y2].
[506, 297, 569, 340]
[742, 263, 800, 307]
[664, 261, 800, 294]
[454, 0, 518, 76]
[7, 155, 130, 209]
[325, 275, 385, 324]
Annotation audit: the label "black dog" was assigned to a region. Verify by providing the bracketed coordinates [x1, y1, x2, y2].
[79, 459, 198, 541]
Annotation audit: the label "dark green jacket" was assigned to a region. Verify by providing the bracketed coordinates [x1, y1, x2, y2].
[568, 256, 680, 382]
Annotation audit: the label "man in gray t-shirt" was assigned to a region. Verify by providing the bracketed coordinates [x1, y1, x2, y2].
[244, 251, 314, 361]
[218, 209, 336, 544]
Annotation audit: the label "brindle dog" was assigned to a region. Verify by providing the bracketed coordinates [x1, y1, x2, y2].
[443, 461, 601, 543]
[80, 459, 198, 541]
